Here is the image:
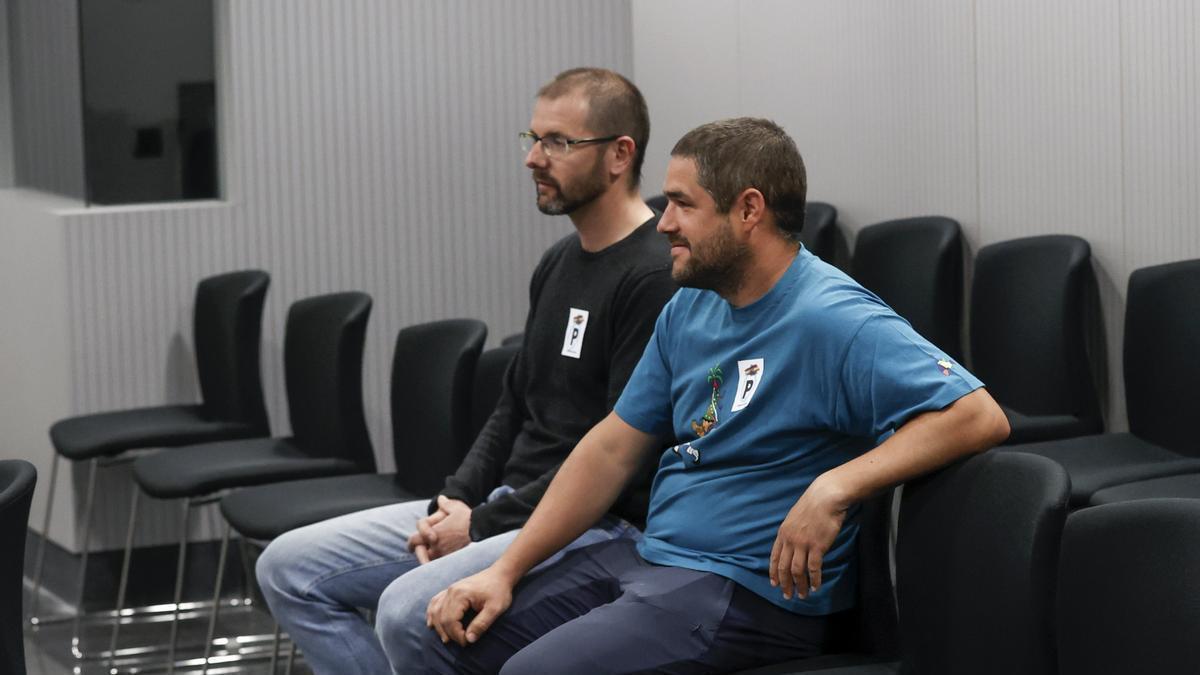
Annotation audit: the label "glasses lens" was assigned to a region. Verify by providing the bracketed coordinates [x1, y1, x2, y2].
[519, 133, 535, 154]
[543, 136, 568, 157]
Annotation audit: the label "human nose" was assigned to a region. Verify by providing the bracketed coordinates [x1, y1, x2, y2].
[657, 202, 677, 233]
[524, 140, 546, 169]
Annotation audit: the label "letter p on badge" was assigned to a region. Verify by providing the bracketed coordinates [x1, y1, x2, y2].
[731, 358, 764, 412]
[561, 308, 590, 359]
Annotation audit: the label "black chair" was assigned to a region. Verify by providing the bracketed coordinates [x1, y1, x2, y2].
[849, 217, 963, 362]
[1056, 499, 1200, 674]
[469, 344, 520, 441]
[1, 460, 37, 675]
[743, 451, 1069, 675]
[218, 319, 489, 544]
[971, 235, 1103, 444]
[113, 291, 374, 670]
[800, 201, 838, 264]
[1013, 259, 1200, 506]
[30, 270, 269, 642]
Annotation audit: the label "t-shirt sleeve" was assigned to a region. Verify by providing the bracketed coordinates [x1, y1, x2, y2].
[835, 313, 984, 443]
[613, 301, 675, 437]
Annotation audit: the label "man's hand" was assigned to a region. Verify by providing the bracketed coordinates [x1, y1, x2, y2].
[426, 566, 515, 646]
[769, 475, 850, 600]
[427, 496, 472, 558]
[408, 496, 472, 563]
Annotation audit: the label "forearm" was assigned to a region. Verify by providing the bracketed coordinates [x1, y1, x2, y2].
[489, 413, 654, 585]
[818, 388, 1010, 507]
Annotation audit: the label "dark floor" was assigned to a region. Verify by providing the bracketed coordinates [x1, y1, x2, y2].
[23, 584, 313, 675]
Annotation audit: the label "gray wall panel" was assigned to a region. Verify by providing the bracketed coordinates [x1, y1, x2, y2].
[8, 0, 85, 198]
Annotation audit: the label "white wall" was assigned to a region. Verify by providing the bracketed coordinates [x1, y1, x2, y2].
[4, 0, 635, 552]
[633, 0, 1200, 432]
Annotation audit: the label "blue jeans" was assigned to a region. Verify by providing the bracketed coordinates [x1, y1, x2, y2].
[256, 489, 640, 675]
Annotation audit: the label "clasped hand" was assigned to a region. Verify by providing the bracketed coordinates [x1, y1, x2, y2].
[408, 495, 472, 563]
[769, 476, 849, 600]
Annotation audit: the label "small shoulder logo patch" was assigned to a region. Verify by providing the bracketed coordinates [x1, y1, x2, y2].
[937, 358, 953, 376]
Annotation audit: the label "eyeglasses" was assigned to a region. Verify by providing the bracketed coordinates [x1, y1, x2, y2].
[519, 131, 619, 158]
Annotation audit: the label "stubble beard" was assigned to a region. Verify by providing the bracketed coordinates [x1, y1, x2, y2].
[672, 218, 752, 297]
[534, 153, 609, 216]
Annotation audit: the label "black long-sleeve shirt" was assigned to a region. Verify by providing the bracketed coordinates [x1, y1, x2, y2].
[434, 216, 676, 540]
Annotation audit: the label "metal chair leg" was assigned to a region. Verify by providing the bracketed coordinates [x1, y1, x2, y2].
[70, 459, 99, 659]
[28, 451, 61, 625]
[106, 486, 140, 672]
[269, 622, 281, 674]
[285, 637, 297, 675]
[166, 498, 193, 675]
[200, 522, 232, 675]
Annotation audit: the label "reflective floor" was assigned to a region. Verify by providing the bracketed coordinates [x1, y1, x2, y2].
[23, 585, 313, 675]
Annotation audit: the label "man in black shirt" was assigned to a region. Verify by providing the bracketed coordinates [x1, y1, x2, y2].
[256, 67, 675, 675]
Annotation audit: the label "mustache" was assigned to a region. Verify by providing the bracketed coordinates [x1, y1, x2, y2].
[667, 236, 689, 247]
[532, 172, 558, 188]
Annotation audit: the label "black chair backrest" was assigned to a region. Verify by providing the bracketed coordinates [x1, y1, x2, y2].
[800, 201, 838, 263]
[284, 291, 375, 471]
[850, 217, 963, 361]
[970, 235, 1102, 426]
[469, 344, 520, 444]
[1056, 498, 1200, 675]
[645, 193, 668, 213]
[896, 451, 1068, 675]
[1124, 259, 1200, 456]
[390, 319, 488, 495]
[193, 270, 270, 432]
[0, 460, 36, 675]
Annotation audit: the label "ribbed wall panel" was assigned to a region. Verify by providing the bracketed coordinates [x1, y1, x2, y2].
[1121, 0, 1200, 270]
[975, 0, 1127, 428]
[8, 0, 86, 198]
[737, 0, 978, 241]
[59, 0, 633, 548]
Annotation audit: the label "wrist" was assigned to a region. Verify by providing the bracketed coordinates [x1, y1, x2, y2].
[811, 471, 856, 511]
[490, 558, 527, 587]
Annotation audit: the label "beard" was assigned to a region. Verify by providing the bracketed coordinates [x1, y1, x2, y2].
[670, 218, 752, 295]
[533, 153, 609, 215]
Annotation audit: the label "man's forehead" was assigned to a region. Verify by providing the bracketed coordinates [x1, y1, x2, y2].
[530, 93, 591, 134]
[663, 156, 700, 193]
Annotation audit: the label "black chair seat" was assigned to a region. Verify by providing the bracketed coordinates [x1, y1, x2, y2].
[737, 653, 896, 674]
[1089, 473, 1200, 505]
[221, 473, 420, 540]
[1001, 405, 1095, 446]
[50, 405, 261, 461]
[1014, 432, 1200, 506]
[753, 656, 950, 674]
[133, 437, 361, 500]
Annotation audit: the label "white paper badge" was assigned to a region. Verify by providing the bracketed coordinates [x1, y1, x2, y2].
[731, 358, 764, 412]
[561, 308, 590, 359]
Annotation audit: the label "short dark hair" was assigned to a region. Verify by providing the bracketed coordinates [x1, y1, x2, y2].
[538, 67, 650, 189]
[671, 117, 807, 236]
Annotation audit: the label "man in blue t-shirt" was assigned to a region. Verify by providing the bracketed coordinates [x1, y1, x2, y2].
[410, 118, 1011, 674]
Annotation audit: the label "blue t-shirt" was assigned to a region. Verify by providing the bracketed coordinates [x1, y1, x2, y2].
[614, 248, 983, 615]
